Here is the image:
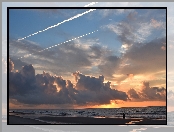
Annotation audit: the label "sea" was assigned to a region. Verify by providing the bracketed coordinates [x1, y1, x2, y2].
[9, 106, 166, 120]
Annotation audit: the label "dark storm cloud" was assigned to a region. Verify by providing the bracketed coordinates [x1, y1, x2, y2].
[9, 69, 76, 105]
[70, 71, 128, 104]
[74, 71, 104, 91]
[9, 64, 36, 96]
[127, 82, 166, 101]
[9, 60, 129, 105]
[9, 59, 166, 105]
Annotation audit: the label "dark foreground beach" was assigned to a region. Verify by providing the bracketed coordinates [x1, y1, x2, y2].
[9, 115, 166, 125]
[9, 115, 49, 124]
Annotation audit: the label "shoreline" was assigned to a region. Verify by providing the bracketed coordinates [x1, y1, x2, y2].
[8, 115, 166, 125]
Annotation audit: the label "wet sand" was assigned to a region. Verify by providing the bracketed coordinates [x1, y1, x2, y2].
[9, 115, 50, 124]
[9, 115, 166, 125]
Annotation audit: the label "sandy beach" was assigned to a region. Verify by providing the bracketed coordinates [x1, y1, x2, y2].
[9, 115, 50, 124]
[8, 115, 166, 125]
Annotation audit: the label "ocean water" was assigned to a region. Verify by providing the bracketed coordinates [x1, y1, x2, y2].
[9, 106, 166, 120]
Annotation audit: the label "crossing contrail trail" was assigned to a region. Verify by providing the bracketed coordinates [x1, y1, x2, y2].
[18, 29, 99, 59]
[17, 9, 97, 41]
[84, 2, 98, 7]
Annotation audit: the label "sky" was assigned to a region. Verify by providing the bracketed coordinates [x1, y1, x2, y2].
[7, 7, 167, 109]
[2, 2, 173, 112]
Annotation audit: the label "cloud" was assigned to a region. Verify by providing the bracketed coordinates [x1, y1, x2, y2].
[127, 74, 134, 80]
[20, 64, 35, 79]
[103, 9, 166, 47]
[9, 39, 44, 58]
[9, 60, 129, 106]
[9, 8, 166, 102]
[119, 37, 166, 75]
[97, 9, 166, 83]
[141, 82, 166, 101]
[9, 64, 36, 96]
[91, 37, 165, 83]
[10, 39, 88, 74]
[10, 38, 112, 78]
[39, 29, 98, 53]
[127, 81, 166, 101]
[9, 70, 75, 105]
[98, 55, 121, 78]
[64, 71, 129, 105]
[127, 88, 140, 99]
[112, 74, 128, 84]
[73, 71, 104, 91]
[10, 57, 28, 70]
[89, 45, 103, 59]
[9, 56, 166, 107]
[10, 30, 99, 60]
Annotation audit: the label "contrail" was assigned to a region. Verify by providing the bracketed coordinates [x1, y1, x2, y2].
[18, 29, 99, 59]
[17, 9, 97, 41]
[84, 2, 98, 7]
